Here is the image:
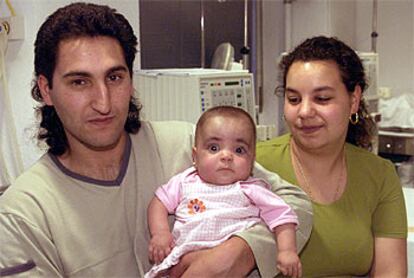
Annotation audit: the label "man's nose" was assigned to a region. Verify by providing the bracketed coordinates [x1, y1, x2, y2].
[92, 82, 111, 114]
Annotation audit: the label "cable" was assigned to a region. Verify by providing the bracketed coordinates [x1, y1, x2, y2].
[5, 0, 16, 16]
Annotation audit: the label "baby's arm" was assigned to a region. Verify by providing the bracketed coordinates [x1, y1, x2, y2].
[274, 223, 302, 278]
[148, 196, 175, 264]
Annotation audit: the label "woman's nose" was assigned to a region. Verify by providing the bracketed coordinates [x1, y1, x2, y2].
[298, 98, 315, 118]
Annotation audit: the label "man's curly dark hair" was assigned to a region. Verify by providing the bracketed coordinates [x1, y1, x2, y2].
[279, 36, 376, 149]
[31, 2, 141, 155]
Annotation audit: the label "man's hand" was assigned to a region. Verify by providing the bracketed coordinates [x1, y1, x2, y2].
[148, 231, 175, 264]
[168, 236, 255, 278]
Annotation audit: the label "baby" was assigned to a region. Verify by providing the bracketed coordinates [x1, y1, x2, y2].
[145, 106, 301, 277]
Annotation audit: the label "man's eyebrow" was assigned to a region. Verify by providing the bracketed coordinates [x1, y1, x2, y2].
[107, 65, 129, 74]
[62, 65, 129, 79]
[62, 71, 90, 78]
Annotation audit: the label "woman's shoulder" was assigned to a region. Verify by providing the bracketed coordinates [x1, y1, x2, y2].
[256, 134, 292, 177]
[345, 143, 399, 190]
[345, 143, 394, 170]
[257, 133, 290, 150]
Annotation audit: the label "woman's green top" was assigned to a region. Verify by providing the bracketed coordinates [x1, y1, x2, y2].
[256, 134, 407, 277]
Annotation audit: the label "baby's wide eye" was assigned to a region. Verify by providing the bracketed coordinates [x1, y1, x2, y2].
[235, 147, 246, 154]
[208, 144, 219, 152]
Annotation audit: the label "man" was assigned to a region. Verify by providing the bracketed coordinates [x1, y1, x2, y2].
[0, 3, 312, 277]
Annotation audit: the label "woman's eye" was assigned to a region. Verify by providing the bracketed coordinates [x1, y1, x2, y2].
[235, 147, 246, 154]
[315, 96, 331, 103]
[208, 144, 219, 152]
[286, 96, 300, 104]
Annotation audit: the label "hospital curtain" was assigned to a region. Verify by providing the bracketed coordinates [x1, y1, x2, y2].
[0, 28, 24, 190]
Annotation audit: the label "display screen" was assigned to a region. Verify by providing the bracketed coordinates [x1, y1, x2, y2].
[225, 81, 239, 86]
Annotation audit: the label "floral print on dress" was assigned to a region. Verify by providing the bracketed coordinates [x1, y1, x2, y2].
[187, 198, 206, 215]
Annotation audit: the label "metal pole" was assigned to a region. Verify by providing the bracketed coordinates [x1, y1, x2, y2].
[241, 0, 250, 70]
[284, 0, 293, 52]
[255, 0, 263, 114]
[201, 0, 206, 68]
[371, 0, 378, 53]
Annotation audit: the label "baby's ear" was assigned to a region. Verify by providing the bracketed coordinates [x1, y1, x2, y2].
[191, 147, 197, 166]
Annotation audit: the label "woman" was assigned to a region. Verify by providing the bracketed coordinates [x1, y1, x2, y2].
[257, 36, 407, 277]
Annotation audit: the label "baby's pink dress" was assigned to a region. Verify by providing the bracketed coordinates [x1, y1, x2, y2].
[145, 167, 297, 278]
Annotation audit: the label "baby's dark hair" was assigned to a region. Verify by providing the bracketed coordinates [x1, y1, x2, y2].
[195, 106, 256, 146]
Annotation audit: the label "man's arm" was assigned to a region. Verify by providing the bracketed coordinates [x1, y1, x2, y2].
[236, 162, 312, 277]
[169, 236, 255, 278]
[0, 212, 63, 277]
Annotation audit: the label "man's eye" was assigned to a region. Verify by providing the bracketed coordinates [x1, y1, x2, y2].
[208, 144, 219, 152]
[108, 74, 124, 83]
[235, 147, 246, 154]
[71, 79, 87, 87]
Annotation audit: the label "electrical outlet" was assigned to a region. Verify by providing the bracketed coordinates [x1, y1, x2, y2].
[0, 15, 24, 40]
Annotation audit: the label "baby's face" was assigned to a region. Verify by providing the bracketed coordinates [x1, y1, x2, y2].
[193, 115, 255, 185]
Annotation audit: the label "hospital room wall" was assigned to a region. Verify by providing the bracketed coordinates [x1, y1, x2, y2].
[354, 0, 414, 95]
[2, 0, 414, 170]
[2, 0, 140, 170]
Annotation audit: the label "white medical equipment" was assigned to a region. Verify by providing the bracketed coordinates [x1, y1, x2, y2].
[357, 52, 379, 114]
[134, 68, 256, 124]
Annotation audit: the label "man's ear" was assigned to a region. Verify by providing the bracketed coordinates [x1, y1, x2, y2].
[350, 85, 362, 114]
[37, 75, 53, 106]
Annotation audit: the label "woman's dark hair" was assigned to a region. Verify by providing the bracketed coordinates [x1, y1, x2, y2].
[31, 2, 141, 155]
[279, 36, 376, 149]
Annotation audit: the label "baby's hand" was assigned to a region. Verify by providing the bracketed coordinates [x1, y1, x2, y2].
[277, 250, 302, 278]
[148, 232, 175, 264]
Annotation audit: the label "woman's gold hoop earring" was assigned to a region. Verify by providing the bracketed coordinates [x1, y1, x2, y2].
[349, 113, 359, 125]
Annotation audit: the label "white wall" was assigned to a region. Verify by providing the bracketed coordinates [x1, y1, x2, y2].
[1, 0, 140, 169]
[259, 0, 284, 128]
